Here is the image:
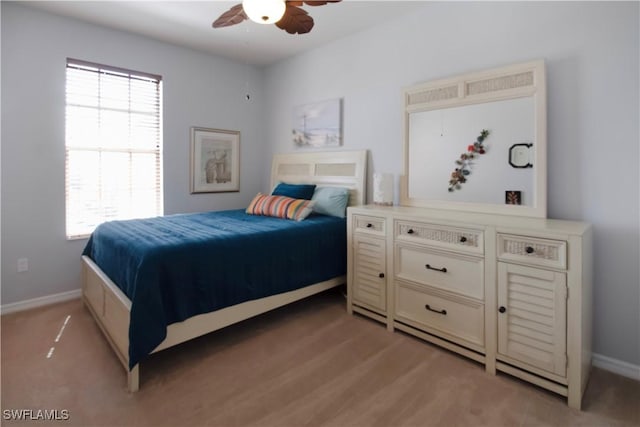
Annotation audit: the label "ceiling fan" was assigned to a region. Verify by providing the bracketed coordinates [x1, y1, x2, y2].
[212, 0, 342, 35]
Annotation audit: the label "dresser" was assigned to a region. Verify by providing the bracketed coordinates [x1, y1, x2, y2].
[346, 205, 592, 410]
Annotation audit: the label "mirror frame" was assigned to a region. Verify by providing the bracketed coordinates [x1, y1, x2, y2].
[400, 60, 547, 218]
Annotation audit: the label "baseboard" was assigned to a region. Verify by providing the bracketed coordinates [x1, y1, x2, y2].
[1, 289, 81, 315]
[592, 353, 640, 381]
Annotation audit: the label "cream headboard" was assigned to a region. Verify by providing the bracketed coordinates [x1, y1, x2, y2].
[271, 150, 368, 206]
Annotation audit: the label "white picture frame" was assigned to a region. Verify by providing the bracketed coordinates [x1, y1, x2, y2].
[190, 127, 240, 193]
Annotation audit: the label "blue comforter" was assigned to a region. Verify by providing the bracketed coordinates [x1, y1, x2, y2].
[82, 209, 346, 369]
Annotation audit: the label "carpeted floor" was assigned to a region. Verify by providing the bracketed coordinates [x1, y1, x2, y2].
[2, 289, 639, 426]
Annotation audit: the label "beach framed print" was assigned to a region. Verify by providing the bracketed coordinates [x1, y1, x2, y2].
[292, 98, 343, 148]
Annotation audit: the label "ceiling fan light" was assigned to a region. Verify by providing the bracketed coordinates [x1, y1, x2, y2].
[242, 0, 286, 25]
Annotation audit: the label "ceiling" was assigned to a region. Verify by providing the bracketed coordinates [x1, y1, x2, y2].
[25, 1, 427, 67]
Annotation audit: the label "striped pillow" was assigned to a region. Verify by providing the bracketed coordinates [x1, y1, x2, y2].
[246, 193, 315, 221]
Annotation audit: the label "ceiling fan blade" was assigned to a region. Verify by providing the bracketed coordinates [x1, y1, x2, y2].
[302, 0, 342, 6]
[276, 4, 314, 34]
[287, 1, 341, 6]
[212, 3, 247, 28]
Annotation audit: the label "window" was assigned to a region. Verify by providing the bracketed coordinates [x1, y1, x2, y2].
[65, 59, 163, 239]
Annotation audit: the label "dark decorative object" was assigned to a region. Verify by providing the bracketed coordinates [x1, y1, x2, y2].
[448, 129, 490, 192]
[505, 190, 522, 205]
[509, 143, 533, 168]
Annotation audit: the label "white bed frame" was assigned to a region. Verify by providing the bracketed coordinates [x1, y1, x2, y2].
[82, 150, 367, 391]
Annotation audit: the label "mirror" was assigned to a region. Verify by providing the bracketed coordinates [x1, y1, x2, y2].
[401, 60, 547, 218]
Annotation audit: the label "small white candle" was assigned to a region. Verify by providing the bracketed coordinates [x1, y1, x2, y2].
[373, 173, 394, 206]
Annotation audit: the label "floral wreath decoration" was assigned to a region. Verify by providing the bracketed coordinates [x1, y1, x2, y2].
[448, 129, 490, 192]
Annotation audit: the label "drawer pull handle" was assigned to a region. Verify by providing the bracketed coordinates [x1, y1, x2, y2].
[378, 273, 385, 279]
[407, 229, 415, 234]
[525, 246, 535, 254]
[499, 306, 507, 314]
[425, 304, 447, 315]
[425, 264, 447, 273]
[460, 236, 467, 243]
[366, 223, 373, 228]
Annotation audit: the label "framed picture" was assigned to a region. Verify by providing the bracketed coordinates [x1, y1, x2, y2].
[190, 127, 240, 193]
[292, 98, 343, 147]
[505, 190, 522, 205]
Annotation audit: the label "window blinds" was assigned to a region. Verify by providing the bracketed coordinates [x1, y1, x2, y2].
[65, 59, 163, 239]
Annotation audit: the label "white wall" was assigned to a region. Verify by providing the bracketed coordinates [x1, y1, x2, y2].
[263, 2, 640, 366]
[1, 3, 266, 304]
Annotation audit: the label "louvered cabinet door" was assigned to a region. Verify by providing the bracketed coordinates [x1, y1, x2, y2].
[352, 234, 387, 312]
[497, 262, 567, 378]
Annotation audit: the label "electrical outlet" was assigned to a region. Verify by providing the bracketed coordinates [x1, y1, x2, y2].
[17, 258, 28, 273]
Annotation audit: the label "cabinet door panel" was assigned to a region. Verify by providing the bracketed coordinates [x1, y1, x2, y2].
[353, 235, 386, 311]
[498, 262, 567, 377]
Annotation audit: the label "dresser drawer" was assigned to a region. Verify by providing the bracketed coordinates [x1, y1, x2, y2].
[497, 234, 567, 270]
[353, 214, 386, 236]
[395, 282, 484, 348]
[395, 244, 483, 299]
[395, 220, 483, 255]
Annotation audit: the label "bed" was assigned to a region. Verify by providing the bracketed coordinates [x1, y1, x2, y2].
[81, 150, 367, 391]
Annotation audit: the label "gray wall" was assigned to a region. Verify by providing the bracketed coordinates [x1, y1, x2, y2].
[1, 2, 638, 368]
[1, 3, 266, 304]
[263, 2, 639, 366]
